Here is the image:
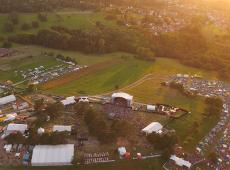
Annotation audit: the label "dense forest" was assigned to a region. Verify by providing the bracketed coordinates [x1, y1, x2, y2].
[0, 0, 166, 13]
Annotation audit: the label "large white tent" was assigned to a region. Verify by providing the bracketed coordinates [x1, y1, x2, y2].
[31, 144, 74, 166]
[0, 94, 16, 106]
[53, 125, 72, 132]
[170, 155, 191, 169]
[142, 122, 163, 135]
[111, 92, 133, 107]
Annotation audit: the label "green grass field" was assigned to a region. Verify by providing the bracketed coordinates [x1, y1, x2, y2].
[45, 55, 151, 95]
[0, 11, 117, 39]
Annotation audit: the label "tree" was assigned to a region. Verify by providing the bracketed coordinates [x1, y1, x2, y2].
[205, 97, 223, 117]
[9, 12, 19, 25]
[4, 21, 14, 32]
[161, 148, 174, 162]
[27, 84, 36, 93]
[208, 152, 217, 164]
[136, 47, 155, 60]
[46, 102, 64, 119]
[2, 41, 12, 48]
[74, 102, 89, 117]
[34, 99, 44, 112]
[39, 132, 68, 145]
[38, 13, 47, 22]
[5, 132, 26, 144]
[111, 120, 134, 137]
[21, 22, 31, 30]
[147, 132, 178, 150]
[98, 38, 105, 53]
[32, 21, 39, 28]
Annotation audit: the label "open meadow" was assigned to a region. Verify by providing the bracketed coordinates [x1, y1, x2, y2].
[0, 11, 117, 39]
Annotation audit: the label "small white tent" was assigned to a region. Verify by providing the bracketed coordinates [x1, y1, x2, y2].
[142, 122, 163, 135]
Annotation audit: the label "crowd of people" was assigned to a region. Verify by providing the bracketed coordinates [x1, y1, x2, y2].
[102, 104, 133, 120]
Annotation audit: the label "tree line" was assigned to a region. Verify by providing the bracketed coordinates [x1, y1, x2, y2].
[8, 25, 155, 60]
[0, 0, 98, 13]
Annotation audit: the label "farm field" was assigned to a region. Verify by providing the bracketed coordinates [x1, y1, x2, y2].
[0, 11, 117, 39]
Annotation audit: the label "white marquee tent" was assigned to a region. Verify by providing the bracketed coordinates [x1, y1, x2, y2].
[31, 144, 74, 166]
[142, 122, 163, 135]
[0, 95, 16, 106]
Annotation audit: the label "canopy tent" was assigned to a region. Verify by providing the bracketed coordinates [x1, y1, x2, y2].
[31, 144, 74, 166]
[0, 95, 16, 106]
[53, 125, 72, 132]
[111, 92, 133, 107]
[142, 122, 163, 135]
[170, 155, 191, 169]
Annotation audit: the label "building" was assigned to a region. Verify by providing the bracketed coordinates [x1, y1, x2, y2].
[31, 144, 74, 166]
[53, 125, 72, 133]
[142, 122, 163, 135]
[111, 92, 133, 107]
[0, 94, 16, 106]
[61, 96, 76, 106]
